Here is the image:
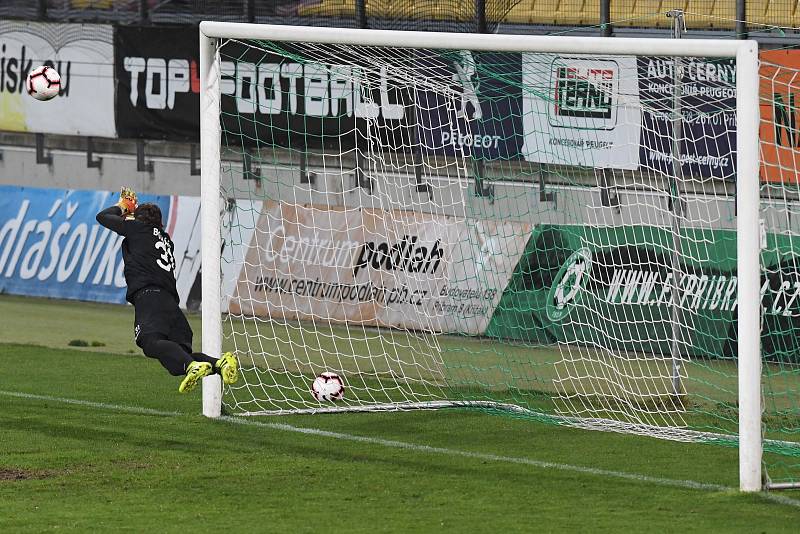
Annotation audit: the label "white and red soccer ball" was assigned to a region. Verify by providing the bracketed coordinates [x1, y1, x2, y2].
[27, 65, 61, 101]
[311, 372, 345, 401]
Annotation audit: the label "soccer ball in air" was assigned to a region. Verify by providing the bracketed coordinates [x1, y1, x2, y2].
[27, 66, 61, 101]
[311, 372, 345, 401]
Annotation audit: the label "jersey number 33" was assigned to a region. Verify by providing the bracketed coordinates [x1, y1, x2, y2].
[154, 231, 176, 273]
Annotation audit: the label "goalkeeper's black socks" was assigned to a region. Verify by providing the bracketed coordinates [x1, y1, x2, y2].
[191, 352, 221, 374]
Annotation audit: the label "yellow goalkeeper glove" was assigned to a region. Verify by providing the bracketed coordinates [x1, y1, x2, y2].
[116, 187, 138, 217]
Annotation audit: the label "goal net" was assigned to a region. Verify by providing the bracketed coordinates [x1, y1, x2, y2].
[199, 24, 800, 490]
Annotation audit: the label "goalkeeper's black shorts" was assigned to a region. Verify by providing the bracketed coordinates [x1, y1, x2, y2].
[133, 287, 193, 352]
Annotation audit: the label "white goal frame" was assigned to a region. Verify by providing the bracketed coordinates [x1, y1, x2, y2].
[197, 22, 762, 492]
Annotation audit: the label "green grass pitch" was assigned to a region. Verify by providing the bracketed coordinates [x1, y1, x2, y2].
[1, 294, 799, 532]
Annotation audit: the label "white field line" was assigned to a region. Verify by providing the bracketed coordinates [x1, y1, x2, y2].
[3, 389, 800, 509]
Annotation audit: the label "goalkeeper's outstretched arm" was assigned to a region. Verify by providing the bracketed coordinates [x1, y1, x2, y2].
[96, 206, 128, 235]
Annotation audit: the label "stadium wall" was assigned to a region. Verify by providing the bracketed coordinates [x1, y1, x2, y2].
[0, 141, 198, 196]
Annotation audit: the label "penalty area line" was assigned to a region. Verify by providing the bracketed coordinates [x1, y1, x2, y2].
[3, 389, 800, 509]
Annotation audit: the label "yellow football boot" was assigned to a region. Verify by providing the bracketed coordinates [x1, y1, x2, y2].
[179, 361, 213, 393]
[216, 352, 239, 385]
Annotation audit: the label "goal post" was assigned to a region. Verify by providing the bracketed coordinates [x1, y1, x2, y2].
[735, 41, 761, 493]
[200, 29, 222, 418]
[198, 23, 765, 491]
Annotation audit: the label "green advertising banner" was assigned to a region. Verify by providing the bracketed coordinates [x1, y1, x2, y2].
[486, 224, 800, 363]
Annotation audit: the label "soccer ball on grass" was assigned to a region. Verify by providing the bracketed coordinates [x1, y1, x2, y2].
[27, 66, 61, 101]
[311, 372, 345, 401]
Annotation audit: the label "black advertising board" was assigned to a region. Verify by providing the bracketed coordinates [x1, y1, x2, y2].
[217, 40, 414, 151]
[115, 26, 200, 141]
[216, 41, 523, 156]
[114, 27, 524, 158]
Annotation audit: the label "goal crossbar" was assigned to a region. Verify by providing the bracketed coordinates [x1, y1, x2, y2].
[199, 21, 746, 57]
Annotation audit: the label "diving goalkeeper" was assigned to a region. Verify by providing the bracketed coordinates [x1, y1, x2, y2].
[96, 188, 238, 393]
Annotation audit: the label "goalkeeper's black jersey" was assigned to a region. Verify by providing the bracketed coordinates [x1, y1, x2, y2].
[96, 206, 178, 304]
